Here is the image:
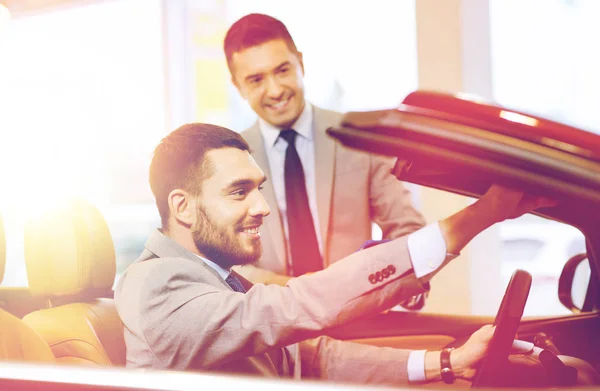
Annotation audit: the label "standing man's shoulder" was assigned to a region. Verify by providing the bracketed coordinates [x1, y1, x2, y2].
[239, 121, 263, 156]
[311, 105, 344, 129]
[240, 120, 261, 141]
[312, 105, 372, 159]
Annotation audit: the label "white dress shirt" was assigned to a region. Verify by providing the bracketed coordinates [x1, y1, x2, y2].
[199, 222, 453, 383]
[258, 103, 323, 257]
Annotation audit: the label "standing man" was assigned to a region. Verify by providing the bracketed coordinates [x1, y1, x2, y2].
[224, 13, 426, 288]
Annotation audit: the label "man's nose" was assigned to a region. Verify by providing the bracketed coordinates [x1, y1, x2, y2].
[250, 191, 270, 218]
[265, 76, 284, 99]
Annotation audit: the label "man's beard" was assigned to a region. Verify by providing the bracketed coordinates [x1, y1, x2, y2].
[191, 204, 262, 269]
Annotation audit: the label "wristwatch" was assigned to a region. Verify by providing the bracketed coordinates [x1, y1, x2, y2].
[440, 347, 456, 384]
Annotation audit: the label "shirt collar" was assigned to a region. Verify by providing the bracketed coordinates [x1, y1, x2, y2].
[196, 254, 230, 280]
[259, 101, 314, 148]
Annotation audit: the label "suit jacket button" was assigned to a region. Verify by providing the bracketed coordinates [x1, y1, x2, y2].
[382, 268, 390, 278]
[368, 274, 377, 284]
[388, 265, 396, 275]
[376, 271, 383, 282]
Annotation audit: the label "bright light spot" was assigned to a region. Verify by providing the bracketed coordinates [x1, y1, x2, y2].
[455, 92, 488, 104]
[0, 0, 165, 213]
[0, 0, 165, 287]
[500, 110, 539, 126]
[0, 4, 10, 24]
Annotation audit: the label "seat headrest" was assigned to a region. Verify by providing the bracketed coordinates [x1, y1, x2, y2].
[0, 213, 5, 284]
[24, 199, 116, 299]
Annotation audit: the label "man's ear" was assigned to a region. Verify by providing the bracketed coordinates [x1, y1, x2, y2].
[232, 76, 248, 100]
[167, 189, 196, 226]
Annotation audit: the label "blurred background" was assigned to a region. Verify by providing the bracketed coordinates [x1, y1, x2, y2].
[0, 0, 596, 316]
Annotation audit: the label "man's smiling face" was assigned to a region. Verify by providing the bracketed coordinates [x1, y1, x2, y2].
[191, 147, 270, 268]
[231, 39, 306, 129]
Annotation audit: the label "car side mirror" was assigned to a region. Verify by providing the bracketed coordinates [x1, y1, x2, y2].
[558, 253, 592, 312]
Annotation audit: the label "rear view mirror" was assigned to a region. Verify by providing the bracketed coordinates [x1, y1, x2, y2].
[558, 253, 592, 312]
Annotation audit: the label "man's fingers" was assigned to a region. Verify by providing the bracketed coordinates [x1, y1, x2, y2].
[488, 184, 558, 211]
[511, 339, 535, 355]
[472, 324, 496, 342]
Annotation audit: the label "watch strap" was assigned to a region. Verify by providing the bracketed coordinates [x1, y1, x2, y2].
[440, 347, 456, 384]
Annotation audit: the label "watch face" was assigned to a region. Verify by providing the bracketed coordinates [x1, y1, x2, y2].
[441, 367, 455, 384]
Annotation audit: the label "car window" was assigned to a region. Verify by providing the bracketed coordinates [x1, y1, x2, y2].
[497, 214, 585, 317]
[501, 239, 545, 264]
[97, 204, 161, 287]
[567, 237, 587, 259]
[392, 189, 588, 318]
[572, 258, 592, 309]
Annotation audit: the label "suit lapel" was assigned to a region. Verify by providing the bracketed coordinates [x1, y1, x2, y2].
[312, 107, 336, 264]
[243, 124, 287, 268]
[143, 230, 231, 290]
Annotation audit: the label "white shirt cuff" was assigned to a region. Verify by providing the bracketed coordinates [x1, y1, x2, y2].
[407, 350, 427, 383]
[408, 222, 457, 279]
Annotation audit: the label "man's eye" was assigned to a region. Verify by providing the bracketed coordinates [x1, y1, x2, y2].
[278, 67, 289, 74]
[249, 77, 262, 85]
[232, 189, 247, 197]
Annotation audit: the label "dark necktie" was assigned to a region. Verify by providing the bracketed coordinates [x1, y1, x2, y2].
[225, 271, 250, 293]
[279, 129, 322, 276]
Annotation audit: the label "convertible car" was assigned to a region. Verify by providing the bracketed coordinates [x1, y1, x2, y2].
[326, 90, 600, 387]
[0, 91, 598, 390]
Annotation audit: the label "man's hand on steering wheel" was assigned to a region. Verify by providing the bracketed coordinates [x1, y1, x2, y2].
[424, 325, 495, 382]
[451, 325, 495, 380]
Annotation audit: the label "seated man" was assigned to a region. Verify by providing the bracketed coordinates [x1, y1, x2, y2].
[114, 123, 554, 386]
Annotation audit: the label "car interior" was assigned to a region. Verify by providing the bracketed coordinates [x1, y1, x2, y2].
[0, 215, 55, 363]
[0, 201, 125, 367]
[1, 185, 599, 389]
[20, 199, 125, 366]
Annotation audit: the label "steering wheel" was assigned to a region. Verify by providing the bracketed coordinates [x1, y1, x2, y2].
[471, 269, 532, 388]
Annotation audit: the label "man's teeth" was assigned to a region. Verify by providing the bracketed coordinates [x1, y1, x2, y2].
[272, 99, 288, 109]
[243, 227, 259, 234]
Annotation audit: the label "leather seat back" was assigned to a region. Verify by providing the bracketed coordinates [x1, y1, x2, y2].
[0, 213, 55, 362]
[21, 200, 125, 366]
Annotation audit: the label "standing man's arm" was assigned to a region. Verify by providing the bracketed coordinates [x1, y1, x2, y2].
[368, 154, 426, 239]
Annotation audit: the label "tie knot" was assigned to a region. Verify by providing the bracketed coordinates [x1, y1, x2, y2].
[279, 129, 297, 144]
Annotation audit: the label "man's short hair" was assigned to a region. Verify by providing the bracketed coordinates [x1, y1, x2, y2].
[223, 13, 298, 75]
[149, 123, 250, 229]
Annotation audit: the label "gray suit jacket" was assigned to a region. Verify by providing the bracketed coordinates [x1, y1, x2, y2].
[236, 105, 426, 283]
[115, 230, 429, 385]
